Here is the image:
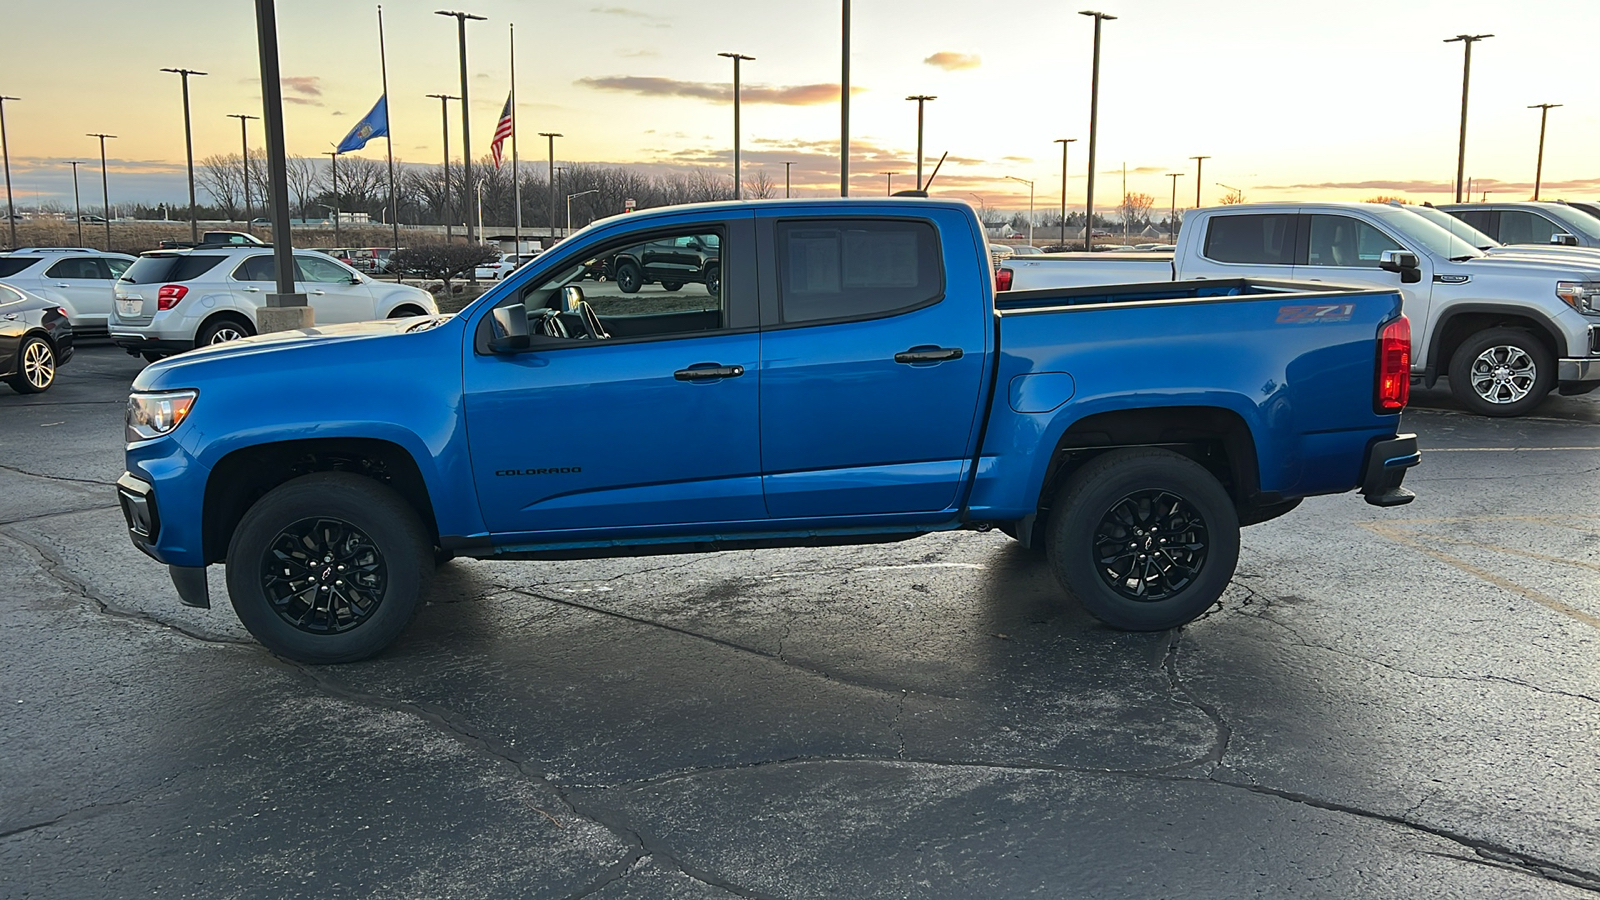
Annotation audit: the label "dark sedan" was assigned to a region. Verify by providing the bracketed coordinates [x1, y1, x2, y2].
[1, 282, 73, 393]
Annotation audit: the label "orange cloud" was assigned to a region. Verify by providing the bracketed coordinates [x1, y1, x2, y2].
[578, 76, 862, 106]
[924, 52, 980, 71]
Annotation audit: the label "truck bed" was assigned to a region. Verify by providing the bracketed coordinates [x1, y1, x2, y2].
[1003, 252, 1174, 291]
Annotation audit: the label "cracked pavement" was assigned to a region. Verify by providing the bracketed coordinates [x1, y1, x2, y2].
[2, 346, 1599, 898]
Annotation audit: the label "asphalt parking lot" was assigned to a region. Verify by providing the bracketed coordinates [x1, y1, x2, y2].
[3, 342, 1599, 899]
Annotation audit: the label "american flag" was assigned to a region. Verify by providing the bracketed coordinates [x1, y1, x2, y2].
[490, 92, 513, 169]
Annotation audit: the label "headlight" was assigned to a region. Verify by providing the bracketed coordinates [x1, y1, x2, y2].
[1556, 280, 1600, 313]
[126, 390, 198, 442]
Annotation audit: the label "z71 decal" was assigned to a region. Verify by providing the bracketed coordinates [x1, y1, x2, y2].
[1276, 303, 1355, 324]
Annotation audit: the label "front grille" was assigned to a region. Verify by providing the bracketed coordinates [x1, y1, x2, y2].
[1591, 326, 1600, 354]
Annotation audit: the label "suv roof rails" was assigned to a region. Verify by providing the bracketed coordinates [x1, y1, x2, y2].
[8, 246, 98, 253]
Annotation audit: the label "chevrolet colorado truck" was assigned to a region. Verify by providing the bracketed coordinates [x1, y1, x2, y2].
[117, 198, 1419, 663]
[1002, 202, 1600, 417]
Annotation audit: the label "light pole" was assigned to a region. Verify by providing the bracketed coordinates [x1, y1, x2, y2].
[539, 132, 561, 237]
[566, 188, 598, 233]
[161, 68, 207, 243]
[1216, 182, 1242, 204]
[840, 0, 850, 196]
[783, 161, 794, 198]
[1053, 138, 1076, 246]
[1079, 10, 1116, 251]
[1165, 172, 1183, 241]
[426, 93, 458, 238]
[436, 9, 486, 243]
[1445, 33, 1492, 203]
[1005, 175, 1035, 245]
[87, 133, 115, 251]
[67, 161, 83, 245]
[718, 52, 754, 200]
[0, 95, 17, 249]
[324, 149, 340, 245]
[905, 95, 937, 191]
[1189, 155, 1209, 207]
[880, 171, 897, 195]
[1528, 103, 1561, 201]
[228, 113, 259, 228]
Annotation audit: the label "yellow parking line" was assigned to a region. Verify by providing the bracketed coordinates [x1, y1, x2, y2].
[1359, 522, 1600, 631]
[1404, 532, 1600, 575]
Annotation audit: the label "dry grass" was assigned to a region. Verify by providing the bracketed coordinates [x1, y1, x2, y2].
[6, 221, 408, 255]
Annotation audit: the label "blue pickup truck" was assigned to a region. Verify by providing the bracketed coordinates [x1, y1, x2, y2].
[117, 198, 1419, 663]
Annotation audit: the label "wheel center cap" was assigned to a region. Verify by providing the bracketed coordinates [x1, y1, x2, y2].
[319, 566, 334, 582]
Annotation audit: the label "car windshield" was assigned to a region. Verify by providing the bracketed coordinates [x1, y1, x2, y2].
[1553, 208, 1600, 241]
[1405, 205, 1499, 250]
[1371, 206, 1484, 260]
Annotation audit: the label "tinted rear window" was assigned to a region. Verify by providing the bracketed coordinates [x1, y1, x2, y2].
[776, 219, 942, 323]
[1203, 214, 1296, 265]
[120, 254, 226, 284]
[0, 258, 40, 277]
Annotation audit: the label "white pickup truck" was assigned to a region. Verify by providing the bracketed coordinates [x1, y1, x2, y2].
[1000, 201, 1600, 417]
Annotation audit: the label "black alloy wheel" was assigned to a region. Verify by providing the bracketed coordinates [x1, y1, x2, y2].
[615, 261, 642, 293]
[1091, 490, 1208, 601]
[260, 517, 388, 635]
[704, 264, 721, 299]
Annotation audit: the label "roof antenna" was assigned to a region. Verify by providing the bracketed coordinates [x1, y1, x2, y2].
[892, 150, 947, 197]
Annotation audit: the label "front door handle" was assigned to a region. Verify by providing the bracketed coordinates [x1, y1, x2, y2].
[242, 286, 261, 292]
[894, 346, 964, 364]
[674, 363, 744, 381]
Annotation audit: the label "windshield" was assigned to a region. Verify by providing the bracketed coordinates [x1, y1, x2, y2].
[1371, 206, 1484, 260]
[1553, 208, 1600, 241]
[1405, 205, 1499, 251]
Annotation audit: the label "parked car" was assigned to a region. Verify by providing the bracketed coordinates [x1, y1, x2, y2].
[107, 247, 439, 361]
[115, 197, 1418, 662]
[1435, 201, 1600, 250]
[1011, 246, 1045, 256]
[1000, 201, 1600, 416]
[0, 248, 136, 333]
[78, 215, 107, 225]
[475, 252, 520, 280]
[158, 231, 269, 251]
[1558, 201, 1600, 222]
[0, 281, 73, 393]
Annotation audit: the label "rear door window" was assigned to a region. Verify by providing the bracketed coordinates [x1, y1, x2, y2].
[775, 219, 942, 324]
[1202, 214, 1298, 265]
[233, 255, 278, 282]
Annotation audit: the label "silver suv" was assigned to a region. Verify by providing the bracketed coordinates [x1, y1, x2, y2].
[1436, 201, 1600, 250]
[0, 248, 137, 333]
[109, 247, 438, 360]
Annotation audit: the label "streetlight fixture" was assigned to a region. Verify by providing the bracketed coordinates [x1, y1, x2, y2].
[1528, 103, 1562, 201]
[426, 93, 458, 238]
[539, 132, 561, 236]
[783, 161, 794, 198]
[880, 171, 897, 195]
[1079, 10, 1116, 251]
[718, 52, 754, 200]
[1189, 155, 1210, 207]
[0, 95, 17, 249]
[566, 188, 598, 233]
[1216, 182, 1242, 204]
[436, 9, 486, 243]
[906, 95, 936, 190]
[87, 133, 116, 251]
[1165, 172, 1183, 242]
[1444, 33, 1492, 203]
[160, 68, 208, 243]
[227, 113, 259, 228]
[1005, 175, 1035, 246]
[66, 161, 83, 245]
[1053, 138, 1076, 246]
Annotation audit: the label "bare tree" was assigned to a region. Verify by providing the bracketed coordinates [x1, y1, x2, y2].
[1120, 191, 1155, 227]
[744, 169, 777, 200]
[1218, 189, 1246, 206]
[1364, 195, 1411, 205]
[197, 153, 243, 219]
[284, 155, 319, 218]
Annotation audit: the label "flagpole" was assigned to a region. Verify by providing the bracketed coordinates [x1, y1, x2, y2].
[510, 22, 520, 253]
[378, 4, 400, 254]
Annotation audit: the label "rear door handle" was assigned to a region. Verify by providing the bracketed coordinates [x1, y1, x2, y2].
[308, 289, 326, 296]
[674, 363, 744, 381]
[894, 346, 963, 364]
[242, 286, 261, 292]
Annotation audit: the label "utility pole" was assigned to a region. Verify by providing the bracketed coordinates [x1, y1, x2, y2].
[1189, 155, 1209, 207]
[539, 132, 561, 238]
[436, 9, 486, 242]
[324, 149, 340, 245]
[1528, 103, 1561, 201]
[0, 96, 17, 249]
[1054, 138, 1076, 247]
[251, 0, 309, 330]
[1166, 172, 1183, 242]
[1079, 10, 1116, 251]
[228, 113, 259, 228]
[426, 93, 457, 238]
[880, 171, 897, 195]
[87, 133, 115, 251]
[783, 161, 794, 198]
[906, 95, 936, 190]
[161, 68, 207, 243]
[718, 52, 754, 200]
[1444, 33, 1492, 203]
[66, 161, 83, 245]
[840, 0, 850, 196]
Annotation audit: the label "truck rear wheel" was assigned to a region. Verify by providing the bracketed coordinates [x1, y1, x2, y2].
[614, 260, 642, 293]
[225, 472, 431, 663]
[1045, 449, 1239, 631]
[1447, 327, 1553, 418]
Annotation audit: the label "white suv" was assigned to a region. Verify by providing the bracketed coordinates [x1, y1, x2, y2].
[109, 247, 438, 360]
[0, 247, 137, 333]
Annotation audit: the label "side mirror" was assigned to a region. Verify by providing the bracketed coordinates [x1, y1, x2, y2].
[1378, 250, 1422, 284]
[1551, 233, 1579, 247]
[558, 284, 585, 313]
[350, 274, 364, 284]
[489, 304, 531, 353]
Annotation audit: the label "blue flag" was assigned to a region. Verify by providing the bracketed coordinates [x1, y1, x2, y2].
[336, 95, 389, 153]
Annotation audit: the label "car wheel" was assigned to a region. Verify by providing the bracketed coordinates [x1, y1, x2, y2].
[1447, 327, 1554, 418]
[226, 472, 431, 664]
[704, 264, 721, 300]
[387, 305, 426, 318]
[660, 281, 683, 292]
[197, 317, 255, 347]
[615, 261, 642, 293]
[6, 335, 56, 394]
[1045, 448, 1239, 631]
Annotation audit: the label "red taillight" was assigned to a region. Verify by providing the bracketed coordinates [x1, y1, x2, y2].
[157, 284, 188, 311]
[1376, 315, 1411, 412]
[995, 267, 1014, 292]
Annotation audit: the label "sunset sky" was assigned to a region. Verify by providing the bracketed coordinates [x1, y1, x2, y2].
[3, 0, 1598, 212]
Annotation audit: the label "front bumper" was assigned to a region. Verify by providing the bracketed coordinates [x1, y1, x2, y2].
[117, 472, 210, 608]
[110, 333, 192, 355]
[1360, 434, 1420, 507]
[1558, 357, 1600, 395]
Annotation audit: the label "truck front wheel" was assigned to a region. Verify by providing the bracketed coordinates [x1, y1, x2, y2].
[1045, 449, 1239, 631]
[226, 472, 431, 663]
[1447, 327, 1554, 418]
